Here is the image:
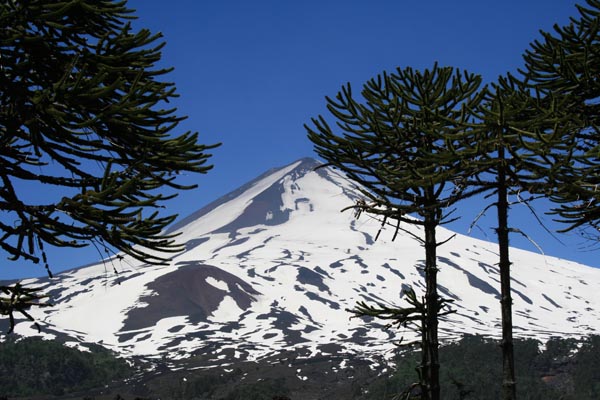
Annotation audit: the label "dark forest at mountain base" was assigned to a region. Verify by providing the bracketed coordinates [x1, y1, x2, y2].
[0, 338, 132, 397]
[2, 334, 599, 400]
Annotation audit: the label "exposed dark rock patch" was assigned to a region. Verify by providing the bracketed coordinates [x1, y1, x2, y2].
[349, 255, 368, 269]
[214, 181, 292, 232]
[279, 249, 292, 259]
[121, 262, 260, 334]
[314, 266, 332, 278]
[350, 220, 375, 245]
[236, 244, 267, 259]
[478, 261, 499, 274]
[400, 283, 413, 298]
[168, 325, 185, 333]
[512, 288, 533, 305]
[184, 237, 210, 251]
[466, 272, 501, 298]
[297, 267, 330, 293]
[166, 159, 318, 234]
[212, 160, 324, 235]
[295, 197, 313, 211]
[438, 256, 462, 270]
[440, 257, 501, 298]
[305, 291, 340, 310]
[438, 284, 461, 301]
[298, 305, 319, 326]
[213, 237, 250, 253]
[381, 262, 405, 279]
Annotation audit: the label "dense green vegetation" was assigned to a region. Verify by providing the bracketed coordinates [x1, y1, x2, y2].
[365, 335, 600, 400]
[2, 335, 597, 399]
[220, 378, 290, 400]
[0, 337, 133, 397]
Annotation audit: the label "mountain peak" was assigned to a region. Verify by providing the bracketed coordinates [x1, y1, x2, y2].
[168, 157, 335, 236]
[293, 156, 323, 168]
[6, 158, 600, 367]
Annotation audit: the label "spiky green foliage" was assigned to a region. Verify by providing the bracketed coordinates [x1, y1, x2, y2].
[462, 78, 573, 400]
[0, 337, 133, 397]
[0, 0, 218, 327]
[350, 286, 455, 400]
[0, 283, 49, 333]
[306, 64, 486, 400]
[521, 0, 600, 239]
[306, 65, 486, 226]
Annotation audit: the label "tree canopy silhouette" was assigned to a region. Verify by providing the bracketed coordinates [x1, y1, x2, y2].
[521, 0, 600, 240]
[306, 64, 485, 400]
[0, 0, 218, 329]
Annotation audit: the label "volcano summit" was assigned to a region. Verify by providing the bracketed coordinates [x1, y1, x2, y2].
[3, 158, 599, 366]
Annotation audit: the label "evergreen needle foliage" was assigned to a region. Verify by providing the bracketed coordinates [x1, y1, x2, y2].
[457, 78, 573, 400]
[0, 0, 219, 329]
[365, 335, 600, 400]
[306, 64, 486, 400]
[0, 337, 133, 397]
[521, 0, 600, 241]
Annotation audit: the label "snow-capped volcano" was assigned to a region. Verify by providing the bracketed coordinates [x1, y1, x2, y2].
[3, 158, 600, 364]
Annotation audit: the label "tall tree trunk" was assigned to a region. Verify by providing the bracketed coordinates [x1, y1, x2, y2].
[418, 311, 428, 400]
[497, 142, 517, 400]
[423, 211, 440, 400]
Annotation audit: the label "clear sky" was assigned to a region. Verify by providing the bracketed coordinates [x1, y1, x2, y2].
[2, 0, 597, 280]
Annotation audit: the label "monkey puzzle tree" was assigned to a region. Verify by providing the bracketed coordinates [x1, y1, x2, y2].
[305, 64, 485, 400]
[481, 3, 600, 394]
[0, 0, 219, 329]
[464, 76, 572, 400]
[520, 0, 600, 240]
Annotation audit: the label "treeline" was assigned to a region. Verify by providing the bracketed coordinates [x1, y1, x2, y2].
[0, 337, 132, 397]
[365, 334, 600, 400]
[4, 335, 597, 400]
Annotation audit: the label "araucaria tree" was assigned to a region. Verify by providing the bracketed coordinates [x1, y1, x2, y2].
[305, 64, 485, 400]
[0, 1, 219, 328]
[467, 77, 570, 400]
[521, 0, 600, 239]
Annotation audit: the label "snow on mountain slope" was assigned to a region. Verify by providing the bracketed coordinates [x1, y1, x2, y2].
[3, 157, 599, 365]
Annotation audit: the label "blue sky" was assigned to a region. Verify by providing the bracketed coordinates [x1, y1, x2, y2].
[3, 0, 596, 280]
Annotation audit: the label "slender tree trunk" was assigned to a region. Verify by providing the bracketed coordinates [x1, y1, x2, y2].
[419, 313, 428, 400]
[423, 211, 440, 400]
[497, 143, 517, 400]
